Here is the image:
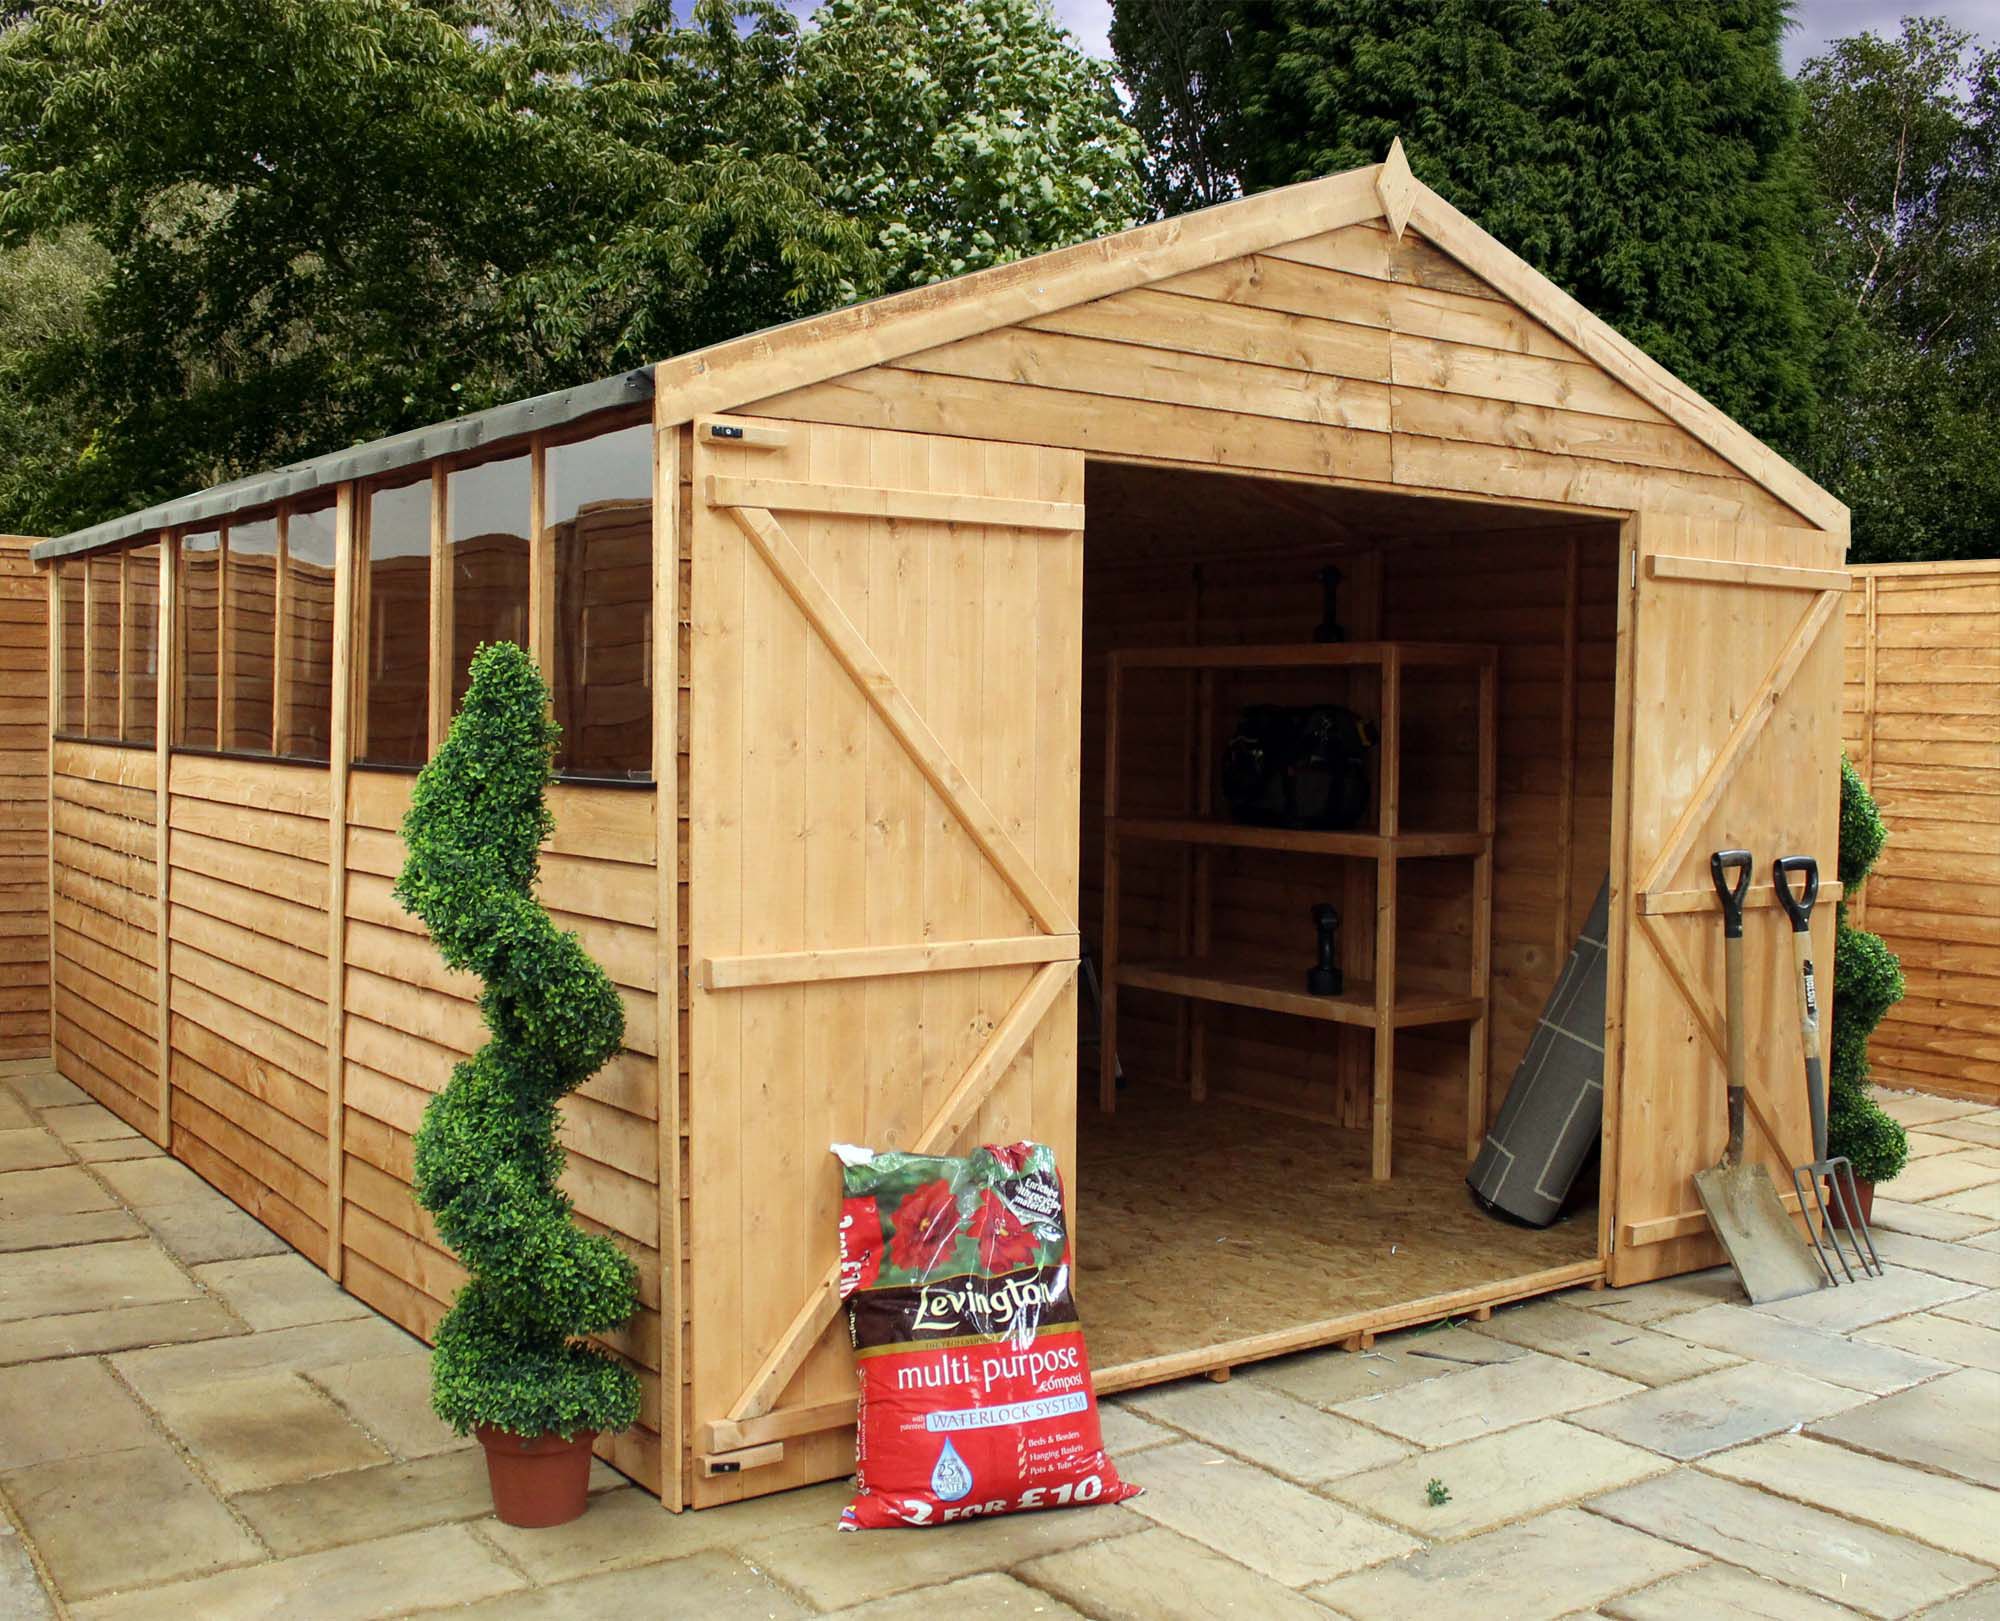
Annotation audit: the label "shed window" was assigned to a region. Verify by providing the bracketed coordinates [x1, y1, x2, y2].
[447, 455, 530, 712]
[225, 518, 278, 754]
[178, 531, 221, 748]
[283, 503, 336, 760]
[547, 425, 653, 780]
[86, 553, 120, 739]
[56, 560, 84, 735]
[124, 544, 160, 745]
[360, 478, 432, 767]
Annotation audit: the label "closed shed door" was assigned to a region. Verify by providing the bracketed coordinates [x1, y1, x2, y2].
[687, 415, 1084, 1503]
[1610, 511, 1849, 1285]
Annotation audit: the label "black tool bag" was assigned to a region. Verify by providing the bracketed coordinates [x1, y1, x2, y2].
[1220, 704, 1376, 830]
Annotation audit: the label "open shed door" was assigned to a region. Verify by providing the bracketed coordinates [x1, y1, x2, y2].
[686, 415, 1084, 1504]
[1608, 512, 1849, 1286]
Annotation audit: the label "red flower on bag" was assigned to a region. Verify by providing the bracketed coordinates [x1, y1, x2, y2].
[838, 1196, 883, 1298]
[889, 1179, 963, 1273]
[966, 1190, 1039, 1272]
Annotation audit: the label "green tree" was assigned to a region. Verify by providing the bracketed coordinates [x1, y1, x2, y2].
[1111, 0, 1833, 451]
[1798, 20, 2000, 563]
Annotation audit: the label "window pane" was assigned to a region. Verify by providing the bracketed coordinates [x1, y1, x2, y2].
[282, 504, 336, 760]
[547, 426, 653, 779]
[58, 560, 84, 734]
[225, 519, 277, 754]
[178, 532, 220, 748]
[361, 479, 431, 767]
[124, 544, 159, 745]
[87, 553, 119, 739]
[447, 455, 530, 712]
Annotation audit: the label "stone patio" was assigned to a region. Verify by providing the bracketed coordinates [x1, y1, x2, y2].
[3, 1056, 1999, 1620]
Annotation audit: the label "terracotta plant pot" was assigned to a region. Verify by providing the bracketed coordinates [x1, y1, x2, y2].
[1826, 1176, 1876, 1226]
[476, 1426, 597, 1528]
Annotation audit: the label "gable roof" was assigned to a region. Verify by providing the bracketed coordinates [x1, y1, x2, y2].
[33, 145, 1843, 563]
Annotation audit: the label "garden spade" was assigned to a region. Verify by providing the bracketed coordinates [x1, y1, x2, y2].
[1693, 850, 1825, 1305]
[1774, 855, 1883, 1284]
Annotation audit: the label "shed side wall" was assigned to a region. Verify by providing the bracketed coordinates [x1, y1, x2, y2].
[1, 537, 48, 1060]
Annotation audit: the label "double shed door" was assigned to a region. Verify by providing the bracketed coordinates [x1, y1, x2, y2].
[686, 416, 1085, 1504]
[1610, 511, 1850, 1285]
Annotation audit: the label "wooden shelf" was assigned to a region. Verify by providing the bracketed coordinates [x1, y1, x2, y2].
[1113, 816, 1489, 860]
[1112, 641, 1498, 672]
[1116, 957, 1485, 1029]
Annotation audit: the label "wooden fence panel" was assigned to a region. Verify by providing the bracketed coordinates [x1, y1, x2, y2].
[0, 537, 48, 1060]
[1843, 561, 2000, 1105]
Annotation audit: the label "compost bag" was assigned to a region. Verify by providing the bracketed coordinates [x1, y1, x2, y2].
[833, 1141, 1138, 1530]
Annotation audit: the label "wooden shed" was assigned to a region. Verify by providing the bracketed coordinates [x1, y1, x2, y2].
[1843, 558, 1999, 1106]
[31, 150, 1854, 1509]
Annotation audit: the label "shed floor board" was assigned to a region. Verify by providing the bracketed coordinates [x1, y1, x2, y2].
[1076, 1090, 1598, 1376]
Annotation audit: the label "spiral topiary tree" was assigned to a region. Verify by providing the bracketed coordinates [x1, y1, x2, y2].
[1827, 755, 1909, 1186]
[395, 642, 640, 1440]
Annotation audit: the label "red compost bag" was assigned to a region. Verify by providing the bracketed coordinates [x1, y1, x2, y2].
[833, 1140, 1139, 1530]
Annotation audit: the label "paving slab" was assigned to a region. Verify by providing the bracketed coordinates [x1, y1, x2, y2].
[1870, 1198, 1998, 1241]
[88, 1156, 209, 1208]
[1569, 1361, 1864, 1460]
[1754, 1265, 1975, 1333]
[37, 1103, 140, 1146]
[448, 1552, 812, 1619]
[1094, 1399, 1176, 1457]
[1331, 1349, 1639, 1447]
[1702, 1433, 2000, 1566]
[0, 1208, 147, 1253]
[0, 1165, 117, 1218]
[0, 1358, 159, 1470]
[1018, 1523, 1337, 1621]
[1659, 1302, 1951, 1393]
[1929, 1115, 2000, 1149]
[479, 1480, 851, 1584]
[827, 1572, 1090, 1620]
[1810, 1367, 2000, 1489]
[307, 1354, 474, 1459]
[1877, 1154, 2000, 1204]
[0, 1520, 54, 1621]
[147, 1368, 391, 1492]
[66, 1523, 525, 1621]
[1903, 1130, 1979, 1159]
[1581, 1268, 1742, 1325]
[112, 1315, 422, 1400]
[1869, 1227, 2000, 1287]
[1917, 1582, 2000, 1619]
[1934, 1182, 2000, 1222]
[1935, 1289, 2000, 1331]
[1123, 1376, 1411, 1482]
[0, 1298, 240, 1366]
[1472, 1300, 1741, 1385]
[1603, 1561, 1870, 1620]
[1245, 1325, 1524, 1407]
[1326, 1418, 1669, 1539]
[1967, 1229, 2000, 1254]
[67, 1134, 163, 1164]
[1117, 1441, 1415, 1587]
[1, 1442, 263, 1600]
[1587, 1468, 1990, 1618]
[191, 1253, 373, 1332]
[1858, 1310, 2000, 1373]
[0, 1130, 69, 1175]
[0, 1088, 31, 1131]
[230, 1450, 500, 1556]
[740, 1504, 1145, 1611]
[0, 1239, 196, 1323]
[0, 1071, 86, 1108]
[1308, 1505, 1701, 1621]
[1876, 1092, 1987, 1128]
[140, 1197, 291, 1265]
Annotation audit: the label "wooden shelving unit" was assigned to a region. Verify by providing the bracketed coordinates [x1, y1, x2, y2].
[1099, 641, 1498, 1180]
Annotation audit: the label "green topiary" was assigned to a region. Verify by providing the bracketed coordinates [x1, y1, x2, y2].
[395, 642, 639, 1440]
[1826, 756, 1907, 1185]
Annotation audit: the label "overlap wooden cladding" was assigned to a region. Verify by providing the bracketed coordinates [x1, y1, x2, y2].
[1, 536, 48, 1060]
[1843, 560, 1999, 1106]
[33, 148, 1855, 1509]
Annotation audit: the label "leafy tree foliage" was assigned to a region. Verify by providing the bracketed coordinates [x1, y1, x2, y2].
[397, 642, 639, 1439]
[1111, 0, 1833, 454]
[1798, 20, 2000, 563]
[0, 0, 1136, 534]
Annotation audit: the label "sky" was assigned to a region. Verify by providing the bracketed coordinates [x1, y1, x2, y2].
[1037, 0, 1997, 70]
